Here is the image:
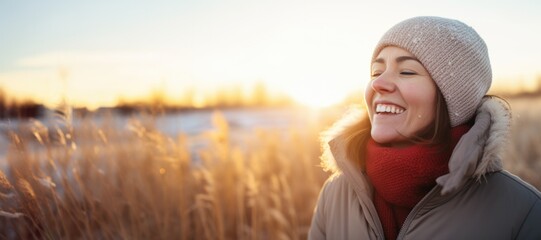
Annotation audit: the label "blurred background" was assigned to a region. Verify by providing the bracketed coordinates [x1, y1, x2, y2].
[1, 0, 540, 111]
[1, 0, 540, 239]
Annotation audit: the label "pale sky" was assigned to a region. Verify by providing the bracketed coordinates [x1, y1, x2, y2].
[1, 0, 540, 108]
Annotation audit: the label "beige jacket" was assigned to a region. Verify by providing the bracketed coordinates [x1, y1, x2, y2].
[309, 98, 541, 240]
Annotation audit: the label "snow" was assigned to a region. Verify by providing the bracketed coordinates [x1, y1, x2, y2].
[0, 107, 322, 168]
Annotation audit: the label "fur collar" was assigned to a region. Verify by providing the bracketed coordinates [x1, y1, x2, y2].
[321, 97, 512, 194]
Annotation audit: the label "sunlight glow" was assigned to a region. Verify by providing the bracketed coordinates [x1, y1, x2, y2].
[294, 95, 339, 109]
[0, 1, 540, 108]
[288, 87, 347, 109]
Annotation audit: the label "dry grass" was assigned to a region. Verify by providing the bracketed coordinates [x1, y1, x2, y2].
[0, 97, 540, 239]
[0, 110, 329, 240]
[503, 97, 541, 190]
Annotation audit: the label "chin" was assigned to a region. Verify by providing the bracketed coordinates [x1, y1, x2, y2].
[371, 137, 393, 145]
[370, 127, 410, 146]
[371, 129, 397, 144]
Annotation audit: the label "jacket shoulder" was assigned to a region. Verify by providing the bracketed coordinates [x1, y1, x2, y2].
[317, 173, 350, 204]
[309, 173, 376, 240]
[405, 171, 541, 239]
[494, 171, 541, 239]
[493, 171, 541, 200]
[514, 198, 541, 239]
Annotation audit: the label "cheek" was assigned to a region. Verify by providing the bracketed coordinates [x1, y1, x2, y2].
[400, 82, 436, 107]
[400, 83, 437, 126]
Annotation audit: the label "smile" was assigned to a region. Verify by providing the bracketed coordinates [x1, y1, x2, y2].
[375, 104, 405, 114]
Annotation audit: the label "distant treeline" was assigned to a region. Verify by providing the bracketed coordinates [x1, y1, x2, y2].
[0, 82, 296, 119]
[494, 77, 541, 99]
[113, 96, 295, 116]
[499, 88, 541, 99]
[0, 89, 46, 119]
[114, 82, 295, 115]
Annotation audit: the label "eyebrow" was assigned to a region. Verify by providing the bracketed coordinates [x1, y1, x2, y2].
[373, 56, 422, 64]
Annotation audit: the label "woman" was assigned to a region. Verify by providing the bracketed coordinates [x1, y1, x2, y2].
[308, 16, 541, 240]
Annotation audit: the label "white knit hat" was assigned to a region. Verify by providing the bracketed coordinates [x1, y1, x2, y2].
[372, 16, 492, 127]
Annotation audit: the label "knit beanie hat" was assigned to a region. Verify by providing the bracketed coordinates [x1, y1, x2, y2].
[372, 16, 492, 127]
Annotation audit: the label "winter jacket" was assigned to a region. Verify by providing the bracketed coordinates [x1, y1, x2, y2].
[308, 97, 541, 240]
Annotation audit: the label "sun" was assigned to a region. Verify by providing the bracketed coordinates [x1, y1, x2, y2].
[291, 90, 344, 109]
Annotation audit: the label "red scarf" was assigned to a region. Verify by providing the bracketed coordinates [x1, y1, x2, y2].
[365, 124, 470, 240]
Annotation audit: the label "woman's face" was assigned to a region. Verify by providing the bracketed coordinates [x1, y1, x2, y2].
[365, 46, 437, 147]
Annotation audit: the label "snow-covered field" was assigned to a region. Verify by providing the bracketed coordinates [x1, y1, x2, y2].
[0, 107, 332, 168]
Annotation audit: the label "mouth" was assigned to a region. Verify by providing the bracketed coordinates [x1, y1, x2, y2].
[375, 103, 406, 115]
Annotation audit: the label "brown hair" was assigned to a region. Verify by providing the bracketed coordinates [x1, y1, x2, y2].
[404, 88, 451, 146]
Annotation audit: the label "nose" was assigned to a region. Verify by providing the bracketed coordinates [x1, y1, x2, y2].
[371, 72, 396, 93]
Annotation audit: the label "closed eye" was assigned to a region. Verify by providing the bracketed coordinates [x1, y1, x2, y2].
[401, 72, 416, 75]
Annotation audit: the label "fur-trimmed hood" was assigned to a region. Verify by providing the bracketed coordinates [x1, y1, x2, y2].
[321, 97, 512, 195]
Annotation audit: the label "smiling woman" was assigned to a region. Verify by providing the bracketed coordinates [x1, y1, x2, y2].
[309, 16, 541, 240]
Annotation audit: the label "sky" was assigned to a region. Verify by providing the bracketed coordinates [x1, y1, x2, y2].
[1, 0, 540, 109]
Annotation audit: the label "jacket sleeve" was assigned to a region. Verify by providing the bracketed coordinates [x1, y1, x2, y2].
[515, 199, 541, 239]
[308, 178, 331, 240]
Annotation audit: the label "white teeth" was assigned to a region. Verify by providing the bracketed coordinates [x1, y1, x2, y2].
[375, 104, 405, 114]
